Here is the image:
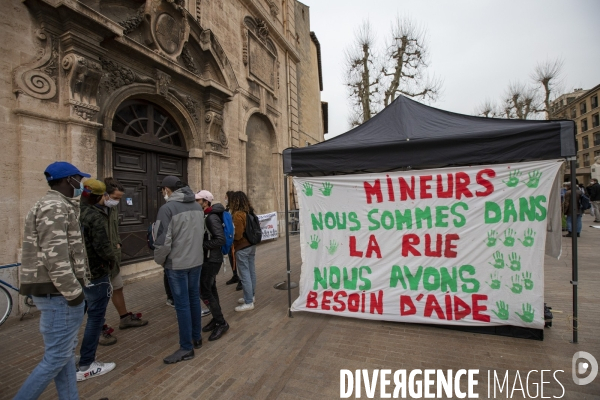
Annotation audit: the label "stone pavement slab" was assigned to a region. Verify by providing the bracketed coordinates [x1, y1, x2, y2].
[1, 215, 599, 399]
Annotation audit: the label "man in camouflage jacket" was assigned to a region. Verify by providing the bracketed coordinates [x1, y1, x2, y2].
[15, 162, 90, 400]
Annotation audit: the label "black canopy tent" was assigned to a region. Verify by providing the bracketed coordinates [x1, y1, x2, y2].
[281, 95, 579, 340]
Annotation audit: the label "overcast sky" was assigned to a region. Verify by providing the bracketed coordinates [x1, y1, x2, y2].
[299, 0, 600, 139]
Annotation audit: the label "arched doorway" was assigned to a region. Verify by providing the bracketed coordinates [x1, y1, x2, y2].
[111, 99, 188, 264]
[245, 113, 276, 214]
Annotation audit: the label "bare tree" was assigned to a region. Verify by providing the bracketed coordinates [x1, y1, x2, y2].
[344, 21, 381, 126]
[381, 17, 441, 107]
[475, 99, 498, 118]
[532, 58, 563, 119]
[476, 57, 564, 120]
[503, 81, 539, 120]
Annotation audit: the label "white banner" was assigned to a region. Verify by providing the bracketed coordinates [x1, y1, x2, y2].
[291, 160, 563, 329]
[258, 211, 278, 240]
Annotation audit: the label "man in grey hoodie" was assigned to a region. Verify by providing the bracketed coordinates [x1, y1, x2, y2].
[153, 176, 204, 364]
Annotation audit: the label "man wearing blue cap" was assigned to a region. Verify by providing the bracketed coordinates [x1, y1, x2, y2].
[15, 162, 91, 400]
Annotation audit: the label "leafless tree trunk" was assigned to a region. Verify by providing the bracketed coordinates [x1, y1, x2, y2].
[382, 17, 440, 107]
[475, 99, 498, 118]
[344, 21, 380, 126]
[532, 58, 563, 119]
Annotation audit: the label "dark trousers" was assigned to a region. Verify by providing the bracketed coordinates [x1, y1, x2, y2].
[80, 276, 111, 367]
[200, 262, 225, 324]
[164, 272, 173, 301]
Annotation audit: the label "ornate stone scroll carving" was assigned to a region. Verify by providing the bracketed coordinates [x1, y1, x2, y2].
[241, 26, 249, 66]
[265, 0, 279, 17]
[143, 0, 190, 61]
[196, 0, 201, 23]
[155, 69, 171, 97]
[205, 111, 229, 156]
[62, 54, 103, 121]
[13, 29, 58, 100]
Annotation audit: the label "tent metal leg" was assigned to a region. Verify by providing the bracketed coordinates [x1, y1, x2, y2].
[570, 160, 578, 343]
[285, 174, 293, 318]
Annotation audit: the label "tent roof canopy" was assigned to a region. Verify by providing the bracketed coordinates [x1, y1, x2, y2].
[283, 95, 576, 177]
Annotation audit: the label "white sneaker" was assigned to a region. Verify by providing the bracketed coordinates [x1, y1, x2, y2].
[238, 297, 255, 304]
[76, 361, 116, 381]
[235, 303, 255, 312]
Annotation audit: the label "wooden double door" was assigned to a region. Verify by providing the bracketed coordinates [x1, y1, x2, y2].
[112, 145, 187, 264]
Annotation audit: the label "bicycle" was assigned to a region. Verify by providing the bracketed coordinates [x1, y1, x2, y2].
[0, 263, 35, 326]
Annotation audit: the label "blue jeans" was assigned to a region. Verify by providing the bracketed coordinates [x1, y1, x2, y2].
[79, 275, 111, 367]
[14, 295, 84, 400]
[236, 246, 257, 304]
[166, 266, 202, 351]
[567, 214, 582, 233]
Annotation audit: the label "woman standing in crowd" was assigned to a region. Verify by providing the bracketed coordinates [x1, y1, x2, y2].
[224, 190, 242, 291]
[229, 191, 257, 311]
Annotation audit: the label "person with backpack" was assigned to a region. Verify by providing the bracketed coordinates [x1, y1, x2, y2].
[229, 191, 261, 312]
[564, 183, 583, 238]
[195, 190, 230, 340]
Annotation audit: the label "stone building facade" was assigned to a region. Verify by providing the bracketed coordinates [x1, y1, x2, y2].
[0, 0, 325, 289]
[551, 85, 600, 184]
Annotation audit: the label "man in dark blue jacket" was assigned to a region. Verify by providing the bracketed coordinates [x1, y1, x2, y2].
[196, 190, 230, 341]
[154, 176, 204, 364]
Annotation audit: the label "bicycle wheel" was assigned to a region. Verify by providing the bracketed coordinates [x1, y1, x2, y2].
[0, 285, 13, 327]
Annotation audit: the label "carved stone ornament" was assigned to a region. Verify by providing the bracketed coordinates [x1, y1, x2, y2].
[100, 59, 154, 94]
[13, 29, 58, 100]
[196, 0, 201, 23]
[265, 0, 279, 17]
[155, 69, 171, 97]
[241, 25, 249, 66]
[180, 44, 198, 74]
[62, 54, 103, 121]
[185, 95, 199, 124]
[205, 111, 228, 153]
[143, 0, 190, 61]
[119, 9, 144, 35]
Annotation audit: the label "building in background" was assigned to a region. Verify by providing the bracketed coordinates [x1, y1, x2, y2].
[551, 84, 600, 184]
[0, 0, 326, 286]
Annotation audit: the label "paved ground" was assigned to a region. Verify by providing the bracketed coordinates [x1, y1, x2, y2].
[1, 216, 599, 400]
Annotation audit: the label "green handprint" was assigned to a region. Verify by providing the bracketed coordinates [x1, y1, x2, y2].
[326, 240, 339, 255]
[518, 228, 536, 247]
[501, 229, 516, 247]
[302, 182, 313, 196]
[515, 303, 535, 323]
[486, 271, 502, 290]
[485, 230, 498, 247]
[320, 182, 333, 196]
[503, 170, 521, 187]
[508, 252, 521, 271]
[492, 301, 510, 320]
[488, 251, 505, 269]
[522, 271, 534, 290]
[525, 170, 542, 188]
[506, 274, 523, 294]
[308, 235, 320, 249]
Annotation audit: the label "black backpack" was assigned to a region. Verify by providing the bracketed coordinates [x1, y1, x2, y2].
[244, 211, 262, 245]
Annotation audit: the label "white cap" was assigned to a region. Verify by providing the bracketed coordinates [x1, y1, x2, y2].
[195, 190, 214, 202]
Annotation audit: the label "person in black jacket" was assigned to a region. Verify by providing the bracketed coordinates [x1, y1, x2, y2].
[195, 190, 230, 341]
[588, 178, 600, 222]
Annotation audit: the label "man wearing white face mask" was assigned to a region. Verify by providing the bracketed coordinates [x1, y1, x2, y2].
[100, 177, 148, 343]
